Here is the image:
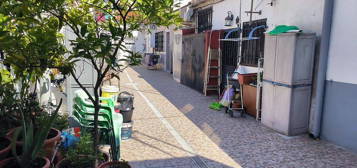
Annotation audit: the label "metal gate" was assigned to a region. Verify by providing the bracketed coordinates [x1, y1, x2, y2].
[241, 19, 267, 66]
[181, 33, 205, 92]
[221, 29, 239, 90]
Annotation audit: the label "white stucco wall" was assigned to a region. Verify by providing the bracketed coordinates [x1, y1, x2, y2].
[135, 0, 326, 76]
[174, 0, 191, 7]
[326, 0, 357, 85]
[139, 26, 173, 72]
[143, 27, 167, 53]
[62, 26, 96, 115]
[131, 31, 146, 54]
[211, 0, 242, 30]
[212, 0, 324, 35]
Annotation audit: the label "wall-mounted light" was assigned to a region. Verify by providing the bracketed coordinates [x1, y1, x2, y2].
[224, 11, 234, 26]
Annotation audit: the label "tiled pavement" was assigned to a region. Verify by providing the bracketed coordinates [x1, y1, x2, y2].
[118, 66, 357, 168]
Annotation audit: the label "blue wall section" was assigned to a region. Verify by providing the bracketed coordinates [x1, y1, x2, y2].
[321, 80, 357, 153]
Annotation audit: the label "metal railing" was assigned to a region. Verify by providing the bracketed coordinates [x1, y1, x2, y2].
[197, 7, 212, 33]
[241, 19, 267, 67]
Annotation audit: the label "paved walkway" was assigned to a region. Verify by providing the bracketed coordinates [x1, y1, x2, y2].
[119, 66, 357, 168]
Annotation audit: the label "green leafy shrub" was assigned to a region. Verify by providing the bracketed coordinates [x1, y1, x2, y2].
[52, 114, 69, 131]
[60, 132, 104, 168]
[0, 70, 21, 137]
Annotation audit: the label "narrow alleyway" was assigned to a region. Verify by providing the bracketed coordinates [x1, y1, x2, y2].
[120, 66, 357, 168]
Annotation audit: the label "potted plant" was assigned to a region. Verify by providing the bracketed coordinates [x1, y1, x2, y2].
[5, 93, 63, 159]
[0, 69, 21, 161]
[97, 160, 131, 168]
[51, 114, 69, 132]
[46, 113, 69, 164]
[0, 98, 62, 168]
[0, 157, 50, 168]
[1, 0, 181, 165]
[44, 0, 182, 163]
[0, 0, 72, 161]
[0, 137, 11, 161]
[55, 132, 108, 168]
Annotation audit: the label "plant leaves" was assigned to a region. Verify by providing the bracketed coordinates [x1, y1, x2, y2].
[80, 25, 87, 37]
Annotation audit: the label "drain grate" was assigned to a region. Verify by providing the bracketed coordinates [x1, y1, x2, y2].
[191, 156, 209, 168]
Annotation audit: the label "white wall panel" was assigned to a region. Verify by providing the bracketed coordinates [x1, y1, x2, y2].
[326, 0, 357, 84]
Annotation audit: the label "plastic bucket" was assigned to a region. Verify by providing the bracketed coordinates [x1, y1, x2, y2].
[101, 86, 119, 104]
[117, 92, 134, 122]
[121, 122, 133, 140]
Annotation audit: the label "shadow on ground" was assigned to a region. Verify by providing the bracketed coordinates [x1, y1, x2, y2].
[128, 130, 235, 168]
[130, 66, 357, 168]
[129, 156, 234, 168]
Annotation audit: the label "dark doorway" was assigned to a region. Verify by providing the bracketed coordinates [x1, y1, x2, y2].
[221, 29, 239, 91]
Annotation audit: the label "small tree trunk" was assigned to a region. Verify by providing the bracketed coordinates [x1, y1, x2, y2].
[93, 90, 100, 167]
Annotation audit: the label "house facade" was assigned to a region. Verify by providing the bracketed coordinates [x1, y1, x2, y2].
[141, 0, 324, 81]
[134, 0, 357, 153]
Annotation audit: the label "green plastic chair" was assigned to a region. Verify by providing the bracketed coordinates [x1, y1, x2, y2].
[72, 93, 121, 144]
[72, 90, 123, 160]
[73, 94, 114, 112]
[73, 104, 112, 124]
[72, 109, 112, 129]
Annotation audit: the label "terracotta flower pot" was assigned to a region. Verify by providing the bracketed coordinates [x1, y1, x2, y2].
[52, 151, 64, 166]
[0, 157, 50, 168]
[97, 161, 131, 168]
[54, 158, 66, 168]
[0, 137, 11, 160]
[6, 128, 61, 159]
[42, 128, 61, 159]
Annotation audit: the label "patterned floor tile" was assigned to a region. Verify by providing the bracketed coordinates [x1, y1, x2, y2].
[117, 67, 357, 168]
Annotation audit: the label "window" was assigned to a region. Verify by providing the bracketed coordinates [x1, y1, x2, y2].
[155, 32, 164, 52]
[197, 7, 212, 33]
[241, 19, 267, 67]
